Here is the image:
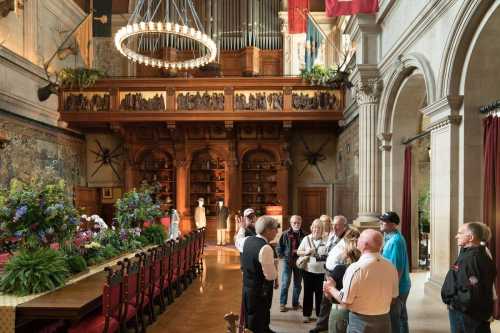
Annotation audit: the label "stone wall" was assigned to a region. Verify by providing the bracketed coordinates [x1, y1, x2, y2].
[0, 111, 86, 192]
[333, 117, 359, 222]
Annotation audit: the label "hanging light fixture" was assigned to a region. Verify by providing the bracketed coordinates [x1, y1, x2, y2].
[114, 0, 217, 70]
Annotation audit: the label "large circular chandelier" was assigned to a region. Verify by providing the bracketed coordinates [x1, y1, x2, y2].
[114, 0, 217, 70]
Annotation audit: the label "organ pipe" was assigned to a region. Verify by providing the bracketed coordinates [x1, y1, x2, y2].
[136, 0, 282, 53]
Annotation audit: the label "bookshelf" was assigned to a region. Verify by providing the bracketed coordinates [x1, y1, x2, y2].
[241, 150, 279, 216]
[190, 150, 226, 217]
[138, 151, 176, 212]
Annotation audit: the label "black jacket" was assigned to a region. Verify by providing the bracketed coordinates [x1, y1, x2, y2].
[441, 245, 497, 321]
[277, 228, 306, 263]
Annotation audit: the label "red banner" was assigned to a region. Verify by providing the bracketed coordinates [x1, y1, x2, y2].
[289, 0, 309, 34]
[325, 0, 379, 17]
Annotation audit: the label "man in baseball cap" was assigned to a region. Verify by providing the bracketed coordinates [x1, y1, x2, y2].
[379, 211, 411, 333]
[244, 208, 256, 218]
[235, 208, 257, 253]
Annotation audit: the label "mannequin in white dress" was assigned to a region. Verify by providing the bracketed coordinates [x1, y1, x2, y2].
[194, 197, 207, 229]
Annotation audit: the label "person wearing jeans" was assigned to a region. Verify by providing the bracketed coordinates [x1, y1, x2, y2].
[277, 215, 306, 312]
[379, 211, 411, 333]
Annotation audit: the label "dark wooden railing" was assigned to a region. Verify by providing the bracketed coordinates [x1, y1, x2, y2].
[58, 77, 344, 125]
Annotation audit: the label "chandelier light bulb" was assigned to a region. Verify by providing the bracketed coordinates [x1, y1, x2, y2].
[114, 1, 218, 73]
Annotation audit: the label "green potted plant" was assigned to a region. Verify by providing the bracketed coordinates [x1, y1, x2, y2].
[0, 248, 69, 296]
[58, 67, 105, 90]
[418, 190, 430, 233]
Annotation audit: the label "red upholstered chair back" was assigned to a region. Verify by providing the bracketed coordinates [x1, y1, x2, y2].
[161, 242, 172, 287]
[102, 266, 124, 320]
[121, 256, 141, 303]
[187, 232, 195, 268]
[179, 237, 188, 275]
[170, 240, 180, 283]
[139, 252, 154, 299]
[150, 247, 163, 289]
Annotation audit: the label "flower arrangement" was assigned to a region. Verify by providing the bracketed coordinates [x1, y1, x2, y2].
[80, 214, 108, 234]
[115, 188, 162, 229]
[0, 176, 79, 251]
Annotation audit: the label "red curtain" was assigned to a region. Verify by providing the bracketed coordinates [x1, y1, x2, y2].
[483, 115, 500, 318]
[326, 0, 379, 17]
[288, 0, 309, 34]
[402, 145, 412, 268]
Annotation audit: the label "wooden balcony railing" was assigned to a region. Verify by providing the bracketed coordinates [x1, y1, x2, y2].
[58, 77, 344, 124]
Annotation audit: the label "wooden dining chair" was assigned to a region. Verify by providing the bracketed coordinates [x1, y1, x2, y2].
[150, 247, 166, 312]
[119, 257, 141, 333]
[160, 241, 174, 305]
[137, 251, 155, 331]
[170, 239, 182, 297]
[187, 231, 196, 280]
[68, 265, 124, 333]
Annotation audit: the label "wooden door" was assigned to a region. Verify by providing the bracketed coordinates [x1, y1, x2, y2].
[297, 187, 327, 233]
[74, 186, 100, 215]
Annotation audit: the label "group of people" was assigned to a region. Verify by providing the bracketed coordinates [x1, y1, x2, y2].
[234, 208, 497, 333]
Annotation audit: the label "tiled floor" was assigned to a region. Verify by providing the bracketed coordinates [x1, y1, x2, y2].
[149, 246, 500, 332]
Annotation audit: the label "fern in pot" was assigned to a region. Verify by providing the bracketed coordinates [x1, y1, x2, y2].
[58, 67, 105, 90]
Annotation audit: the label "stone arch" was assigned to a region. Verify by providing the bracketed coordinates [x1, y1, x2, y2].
[378, 53, 431, 269]
[456, 3, 500, 224]
[437, 0, 494, 98]
[378, 52, 436, 137]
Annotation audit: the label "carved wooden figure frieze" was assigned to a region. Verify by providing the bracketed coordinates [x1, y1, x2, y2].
[64, 93, 110, 112]
[292, 91, 338, 110]
[234, 92, 283, 111]
[120, 92, 166, 111]
[177, 91, 225, 111]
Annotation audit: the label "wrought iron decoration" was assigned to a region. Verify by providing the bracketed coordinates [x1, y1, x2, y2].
[297, 135, 331, 182]
[90, 140, 124, 181]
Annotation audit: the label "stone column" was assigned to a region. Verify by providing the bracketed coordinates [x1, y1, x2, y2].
[422, 96, 462, 297]
[23, 0, 39, 65]
[354, 79, 382, 227]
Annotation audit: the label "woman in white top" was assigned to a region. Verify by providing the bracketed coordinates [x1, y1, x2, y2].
[297, 219, 328, 322]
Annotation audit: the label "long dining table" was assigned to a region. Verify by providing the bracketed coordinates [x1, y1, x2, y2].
[5, 247, 154, 332]
[16, 270, 106, 323]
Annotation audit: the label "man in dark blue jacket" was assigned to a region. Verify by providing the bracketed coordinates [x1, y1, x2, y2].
[277, 215, 306, 312]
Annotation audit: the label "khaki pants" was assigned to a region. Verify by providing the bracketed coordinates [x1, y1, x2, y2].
[217, 229, 227, 245]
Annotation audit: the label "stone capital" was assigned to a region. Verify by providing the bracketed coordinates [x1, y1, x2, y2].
[421, 95, 463, 120]
[377, 132, 392, 152]
[356, 79, 383, 105]
[426, 115, 462, 132]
